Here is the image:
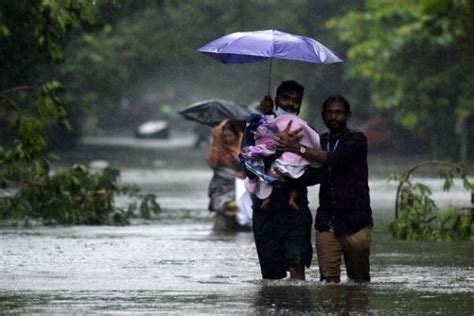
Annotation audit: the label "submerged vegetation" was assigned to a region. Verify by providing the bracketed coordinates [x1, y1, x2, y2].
[0, 164, 160, 226]
[390, 161, 473, 240]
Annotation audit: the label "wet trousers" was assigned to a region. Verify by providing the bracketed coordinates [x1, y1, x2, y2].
[253, 205, 313, 279]
[315, 226, 371, 283]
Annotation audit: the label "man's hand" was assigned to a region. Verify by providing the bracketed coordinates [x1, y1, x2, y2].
[258, 95, 274, 114]
[275, 120, 303, 153]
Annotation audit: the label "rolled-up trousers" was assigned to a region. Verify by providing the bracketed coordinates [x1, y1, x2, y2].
[315, 226, 372, 283]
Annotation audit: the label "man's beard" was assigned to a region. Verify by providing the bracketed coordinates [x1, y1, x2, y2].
[327, 120, 346, 133]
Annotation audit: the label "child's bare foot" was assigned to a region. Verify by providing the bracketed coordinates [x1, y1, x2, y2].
[261, 198, 270, 209]
[289, 199, 299, 211]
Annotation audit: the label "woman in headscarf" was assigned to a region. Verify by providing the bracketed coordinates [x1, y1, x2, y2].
[207, 119, 252, 231]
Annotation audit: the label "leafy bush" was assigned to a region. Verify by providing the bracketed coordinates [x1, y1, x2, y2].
[0, 164, 160, 226]
[0, 83, 160, 226]
[0, 3, 160, 226]
[390, 161, 473, 241]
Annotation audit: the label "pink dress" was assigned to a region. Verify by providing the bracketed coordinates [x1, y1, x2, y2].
[244, 114, 321, 199]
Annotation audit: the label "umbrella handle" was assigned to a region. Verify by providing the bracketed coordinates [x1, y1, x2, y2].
[267, 58, 273, 95]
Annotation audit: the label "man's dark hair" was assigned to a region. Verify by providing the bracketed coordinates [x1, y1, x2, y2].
[322, 94, 351, 114]
[276, 80, 304, 98]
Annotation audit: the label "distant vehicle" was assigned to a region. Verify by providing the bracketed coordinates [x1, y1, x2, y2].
[362, 118, 395, 150]
[134, 120, 170, 139]
[362, 117, 425, 153]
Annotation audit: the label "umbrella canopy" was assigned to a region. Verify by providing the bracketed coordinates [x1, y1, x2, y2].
[198, 29, 343, 92]
[179, 99, 255, 127]
[198, 29, 343, 64]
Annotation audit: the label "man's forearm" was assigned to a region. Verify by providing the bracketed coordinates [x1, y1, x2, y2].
[275, 125, 328, 164]
[284, 141, 328, 164]
[300, 146, 328, 163]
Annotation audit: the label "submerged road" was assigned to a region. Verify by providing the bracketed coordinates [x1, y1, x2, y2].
[0, 134, 472, 314]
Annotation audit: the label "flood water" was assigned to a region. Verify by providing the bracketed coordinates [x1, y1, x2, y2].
[0, 134, 473, 315]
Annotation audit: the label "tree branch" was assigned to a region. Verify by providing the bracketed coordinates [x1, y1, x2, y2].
[395, 160, 465, 219]
[0, 86, 35, 95]
[0, 86, 35, 112]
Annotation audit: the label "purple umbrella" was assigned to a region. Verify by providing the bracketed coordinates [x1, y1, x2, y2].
[198, 29, 343, 92]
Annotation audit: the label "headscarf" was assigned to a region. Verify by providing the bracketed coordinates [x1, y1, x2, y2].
[209, 119, 243, 170]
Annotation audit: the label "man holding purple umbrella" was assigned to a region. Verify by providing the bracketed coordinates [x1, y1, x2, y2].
[198, 29, 346, 281]
[243, 80, 325, 280]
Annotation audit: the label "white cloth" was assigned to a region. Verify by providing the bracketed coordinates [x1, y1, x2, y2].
[244, 176, 273, 199]
[272, 161, 307, 178]
[235, 178, 253, 227]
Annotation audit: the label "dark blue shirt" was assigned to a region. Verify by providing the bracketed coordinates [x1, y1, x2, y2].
[316, 128, 373, 236]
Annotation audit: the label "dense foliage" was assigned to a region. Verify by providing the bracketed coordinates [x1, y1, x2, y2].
[0, 1, 160, 226]
[328, 0, 474, 159]
[0, 163, 160, 226]
[390, 161, 473, 240]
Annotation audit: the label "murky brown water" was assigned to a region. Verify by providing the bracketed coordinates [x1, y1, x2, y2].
[0, 136, 472, 314]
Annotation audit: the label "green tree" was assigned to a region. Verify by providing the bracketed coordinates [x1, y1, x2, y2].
[328, 0, 474, 159]
[328, 1, 474, 241]
[0, 1, 160, 225]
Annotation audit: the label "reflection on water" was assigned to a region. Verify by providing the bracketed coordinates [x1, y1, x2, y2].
[0, 139, 472, 314]
[1, 219, 472, 314]
[317, 284, 370, 314]
[254, 284, 316, 314]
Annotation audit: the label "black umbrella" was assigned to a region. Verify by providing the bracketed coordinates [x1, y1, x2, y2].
[179, 99, 255, 127]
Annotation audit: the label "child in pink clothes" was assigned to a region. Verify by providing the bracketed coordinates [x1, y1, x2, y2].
[241, 114, 321, 210]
